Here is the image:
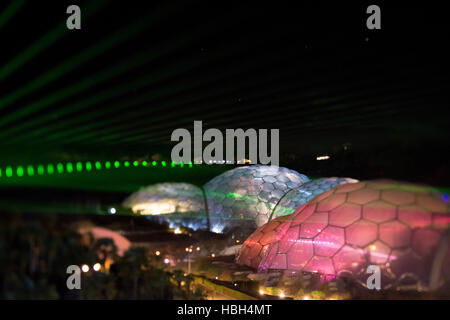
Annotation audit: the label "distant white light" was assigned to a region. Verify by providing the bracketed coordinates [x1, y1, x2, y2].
[316, 155, 330, 161]
[211, 224, 225, 234]
[164, 258, 170, 264]
[131, 202, 176, 215]
[109, 207, 116, 214]
[279, 292, 285, 298]
[93, 263, 101, 271]
[174, 228, 182, 234]
[81, 264, 89, 272]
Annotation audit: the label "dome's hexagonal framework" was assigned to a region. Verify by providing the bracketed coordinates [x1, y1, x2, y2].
[236, 215, 291, 269]
[271, 177, 359, 220]
[237, 180, 450, 290]
[237, 177, 358, 269]
[123, 183, 208, 230]
[204, 165, 310, 233]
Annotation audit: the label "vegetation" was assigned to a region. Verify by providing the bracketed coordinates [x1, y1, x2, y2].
[0, 211, 206, 299]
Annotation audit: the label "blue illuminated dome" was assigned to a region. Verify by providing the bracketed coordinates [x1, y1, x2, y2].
[203, 165, 310, 233]
[271, 177, 358, 220]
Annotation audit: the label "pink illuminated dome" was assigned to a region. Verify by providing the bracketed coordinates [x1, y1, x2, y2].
[236, 215, 291, 270]
[236, 180, 450, 290]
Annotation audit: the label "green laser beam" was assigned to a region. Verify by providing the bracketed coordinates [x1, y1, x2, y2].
[115, 86, 435, 146]
[0, 0, 108, 82]
[0, 0, 27, 29]
[0, 28, 205, 141]
[1, 7, 253, 143]
[64, 59, 399, 145]
[0, 2, 180, 119]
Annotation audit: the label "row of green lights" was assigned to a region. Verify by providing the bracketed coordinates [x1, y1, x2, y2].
[0, 160, 192, 178]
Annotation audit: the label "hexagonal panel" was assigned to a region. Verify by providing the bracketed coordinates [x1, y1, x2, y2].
[363, 200, 396, 223]
[270, 253, 287, 269]
[263, 220, 282, 232]
[260, 230, 278, 246]
[333, 246, 366, 274]
[278, 226, 299, 253]
[334, 182, 365, 193]
[333, 245, 365, 272]
[346, 220, 378, 247]
[348, 188, 380, 205]
[255, 214, 269, 227]
[433, 214, 450, 229]
[292, 203, 307, 215]
[366, 240, 391, 264]
[274, 220, 291, 240]
[411, 229, 442, 257]
[417, 195, 447, 213]
[246, 230, 264, 243]
[398, 205, 432, 228]
[237, 246, 251, 266]
[299, 212, 329, 238]
[248, 243, 263, 259]
[381, 189, 415, 205]
[314, 226, 345, 256]
[258, 244, 278, 271]
[316, 193, 346, 212]
[263, 176, 277, 183]
[329, 203, 361, 227]
[379, 221, 411, 248]
[287, 240, 314, 269]
[259, 244, 270, 259]
[292, 203, 316, 226]
[262, 183, 275, 192]
[304, 256, 335, 275]
[313, 189, 334, 202]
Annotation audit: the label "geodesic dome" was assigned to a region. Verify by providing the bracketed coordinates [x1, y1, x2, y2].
[204, 165, 310, 233]
[271, 177, 359, 220]
[237, 180, 450, 290]
[236, 215, 291, 269]
[122, 183, 208, 230]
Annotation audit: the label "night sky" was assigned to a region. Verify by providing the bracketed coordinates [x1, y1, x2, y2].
[0, 1, 449, 189]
